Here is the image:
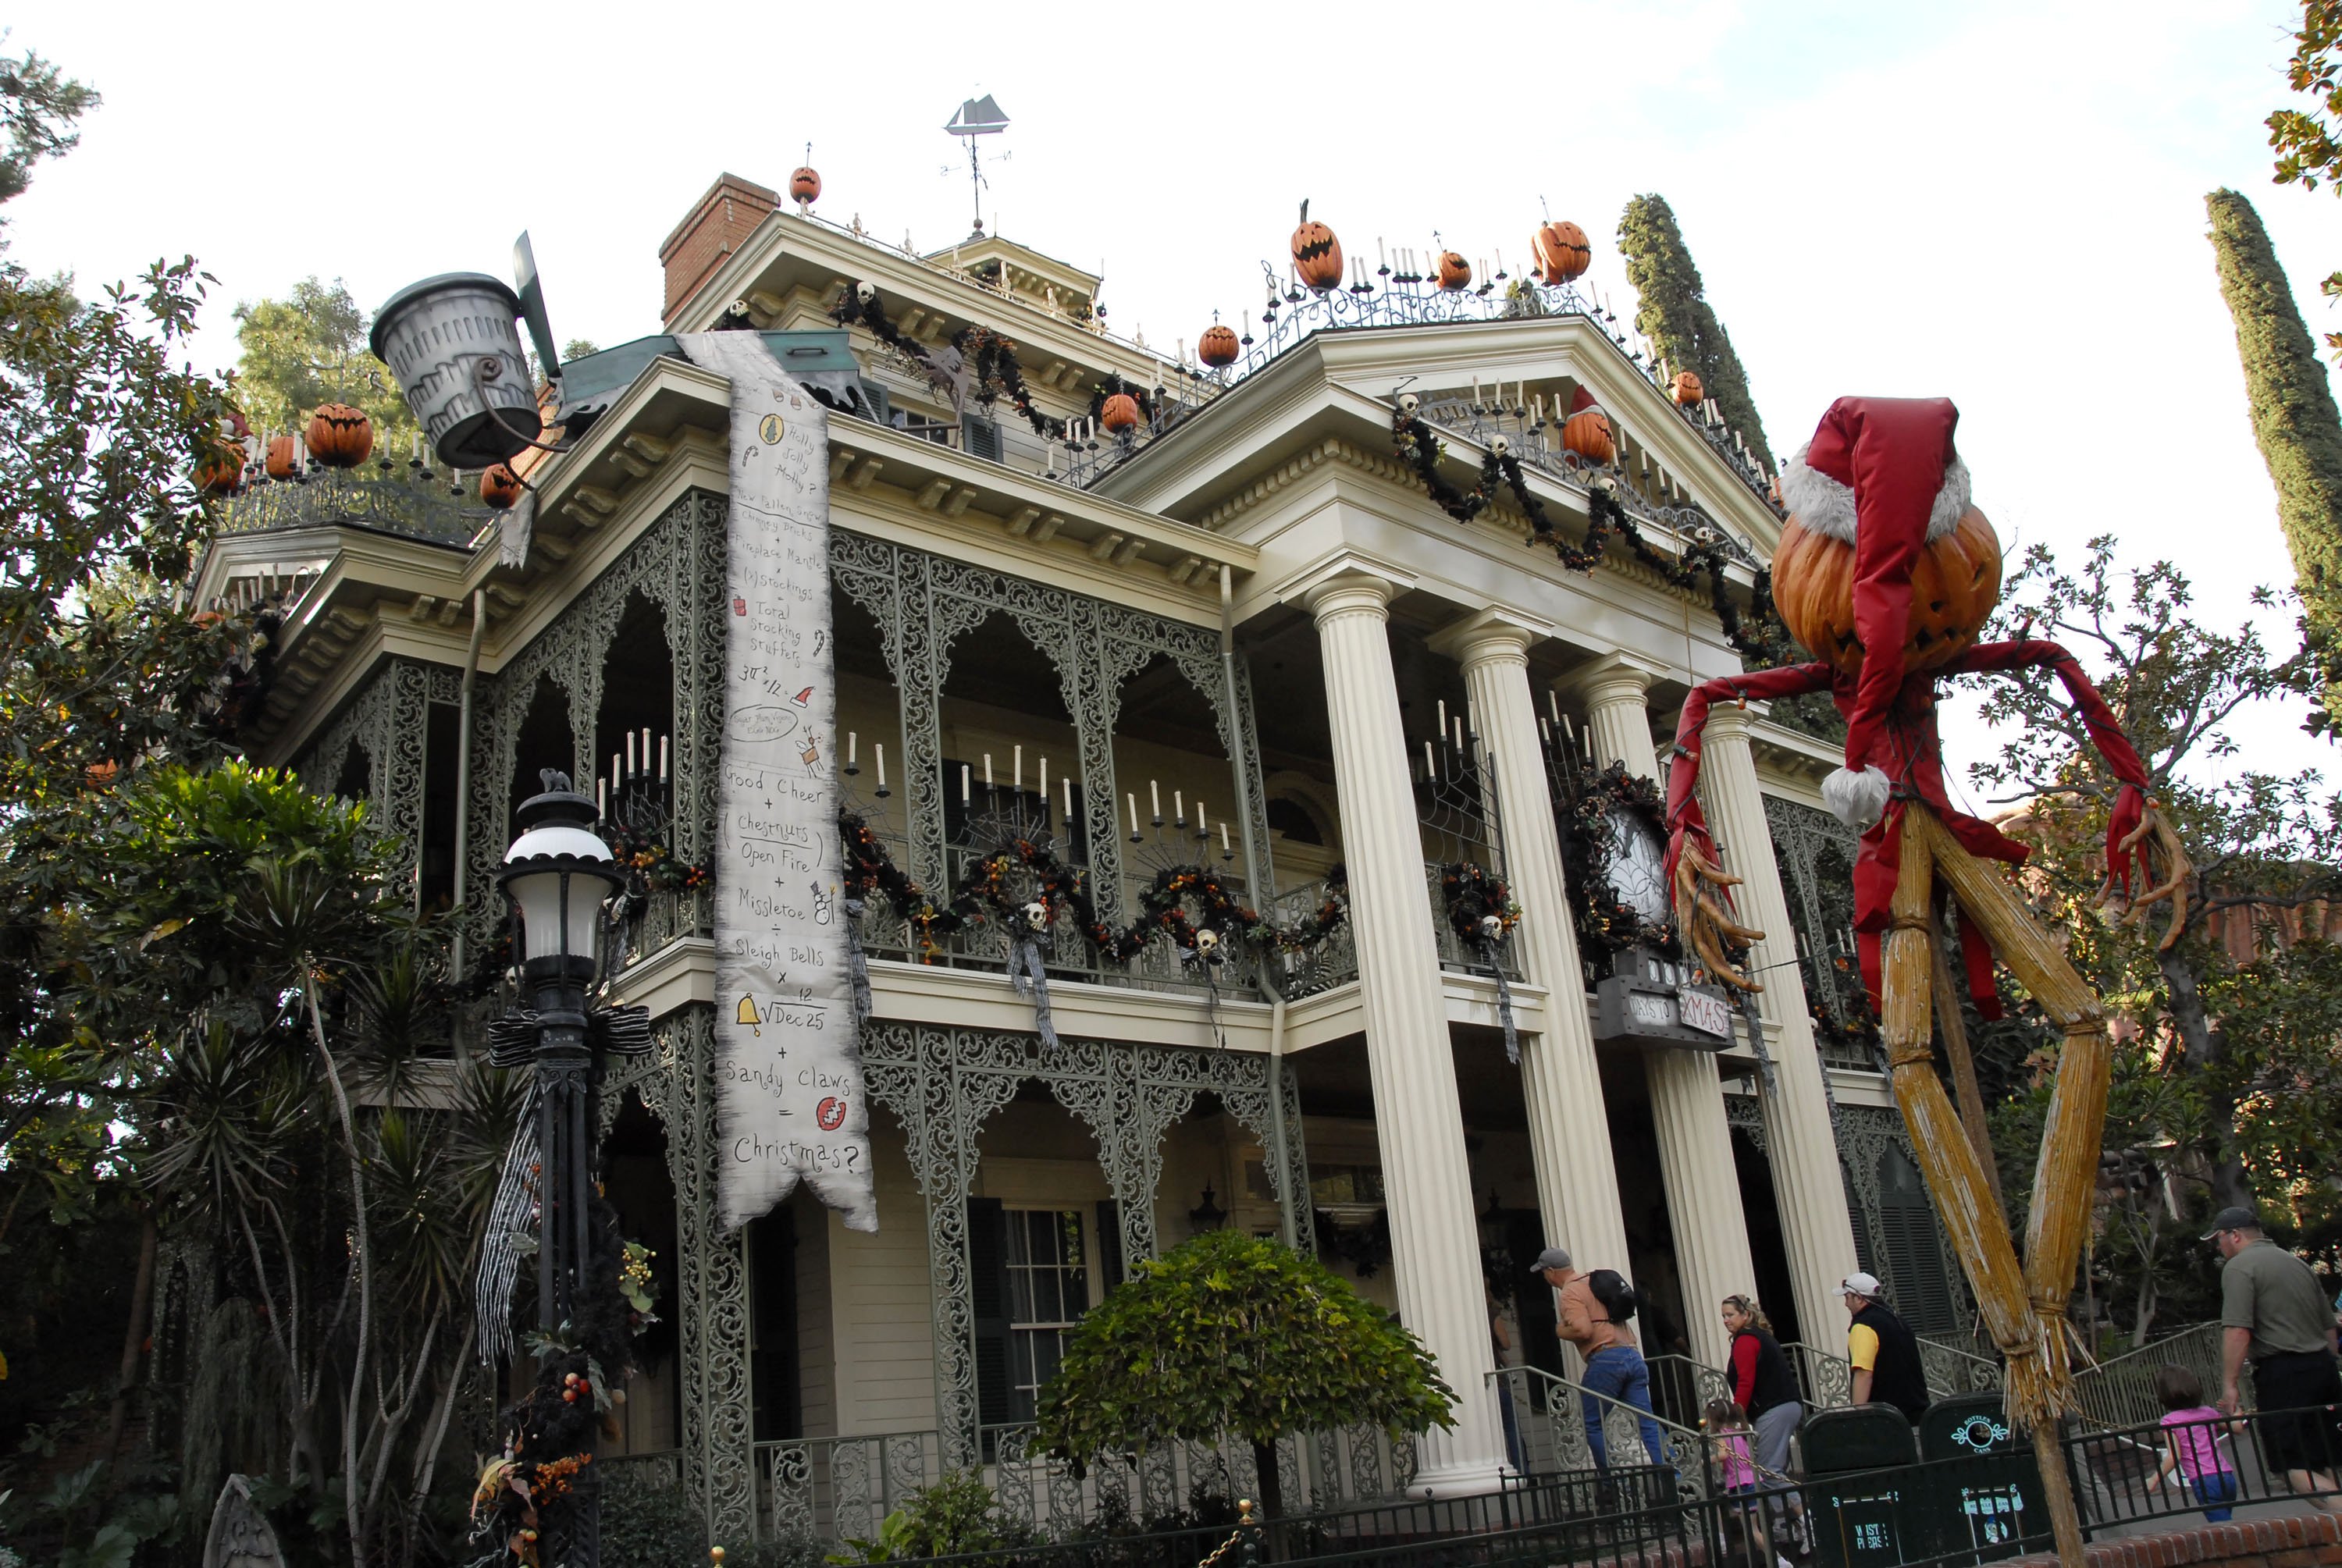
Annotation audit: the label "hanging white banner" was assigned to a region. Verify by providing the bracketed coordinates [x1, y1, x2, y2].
[675, 332, 876, 1233]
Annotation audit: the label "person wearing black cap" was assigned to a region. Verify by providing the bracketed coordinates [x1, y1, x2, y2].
[2205, 1206, 2341, 1511]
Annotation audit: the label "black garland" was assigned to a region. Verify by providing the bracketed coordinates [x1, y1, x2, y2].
[1390, 410, 1787, 664]
[832, 285, 1163, 444]
[1560, 760, 1683, 962]
[1807, 944, 1884, 1062]
[1436, 862, 1520, 949]
[839, 812, 1347, 964]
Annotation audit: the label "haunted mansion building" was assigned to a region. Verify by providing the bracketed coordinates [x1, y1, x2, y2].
[190, 171, 1976, 1544]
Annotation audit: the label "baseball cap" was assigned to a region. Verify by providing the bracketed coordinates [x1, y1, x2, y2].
[2199, 1206, 2261, 1239]
[1532, 1247, 1574, 1274]
[1836, 1271, 1882, 1298]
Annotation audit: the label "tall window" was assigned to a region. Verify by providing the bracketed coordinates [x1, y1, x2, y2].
[1004, 1208, 1089, 1421]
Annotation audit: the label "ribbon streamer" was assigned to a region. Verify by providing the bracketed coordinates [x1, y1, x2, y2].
[1010, 934, 1058, 1049]
[473, 1078, 543, 1366]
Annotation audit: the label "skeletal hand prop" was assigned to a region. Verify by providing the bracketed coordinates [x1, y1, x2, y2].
[1674, 840, 1765, 992]
[2097, 798, 2192, 952]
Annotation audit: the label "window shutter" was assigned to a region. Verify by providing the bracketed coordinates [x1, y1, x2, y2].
[967, 1197, 1012, 1429]
[1876, 1150, 1956, 1333]
[1096, 1201, 1124, 1296]
[961, 414, 1002, 463]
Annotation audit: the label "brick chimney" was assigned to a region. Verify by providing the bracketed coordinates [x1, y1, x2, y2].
[659, 172, 778, 326]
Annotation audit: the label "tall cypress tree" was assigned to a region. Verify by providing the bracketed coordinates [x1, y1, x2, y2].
[2206, 187, 2342, 727]
[1618, 194, 1774, 468]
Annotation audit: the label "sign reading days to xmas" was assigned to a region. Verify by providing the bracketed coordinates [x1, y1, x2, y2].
[674, 333, 877, 1233]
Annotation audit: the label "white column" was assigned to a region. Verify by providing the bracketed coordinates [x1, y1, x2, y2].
[1294, 557, 1504, 1495]
[1431, 611, 1632, 1296]
[1696, 701, 1860, 1344]
[1568, 652, 1754, 1371]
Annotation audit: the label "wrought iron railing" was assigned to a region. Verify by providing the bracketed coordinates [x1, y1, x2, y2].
[1644, 1353, 1734, 1430]
[1490, 1364, 1711, 1499]
[212, 462, 493, 548]
[2070, 1323, 2251, 1430]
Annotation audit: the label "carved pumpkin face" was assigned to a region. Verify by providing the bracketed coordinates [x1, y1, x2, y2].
[1671, 370, 1704, 407]
[790, 166, 821, 204]
[1532, 221, 1592, 285]
[265, 436, 300, 480]
[306, 403, 374, 468]
[1436, 251, 1472, 291]
[1773, 507, 2005, 679]
[1099, 393, 1142, 433]
[479, 464, 525, 510]
[1561, 407, 1614, 465]
[1290, 217, 1344, 291]
[1198, 325, 1240, 368]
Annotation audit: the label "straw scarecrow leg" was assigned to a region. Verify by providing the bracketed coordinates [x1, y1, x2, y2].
[1887, 807, 2107, 1567]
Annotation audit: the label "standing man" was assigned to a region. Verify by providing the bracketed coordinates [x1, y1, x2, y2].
[1839, 1272, 1928, 1424]
[1536, 1248, 1666, 1474]
[2205, 1207, 2342, 1512]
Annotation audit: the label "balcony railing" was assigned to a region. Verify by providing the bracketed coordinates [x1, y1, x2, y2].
[212, 461, 493, 548]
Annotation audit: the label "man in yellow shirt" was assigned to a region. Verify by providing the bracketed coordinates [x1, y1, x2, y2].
[1840, 1272, 1927, 1422]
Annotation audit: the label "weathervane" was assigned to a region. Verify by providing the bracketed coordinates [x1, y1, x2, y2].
[942, 94, 1010, 234]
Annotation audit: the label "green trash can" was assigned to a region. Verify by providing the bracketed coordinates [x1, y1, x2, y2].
[1803, 1406, 1922, 1568]
[1915, 1394, 2052, 1564]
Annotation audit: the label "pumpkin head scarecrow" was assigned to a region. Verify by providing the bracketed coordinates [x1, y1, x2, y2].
[1663, 396, 2187, 1563]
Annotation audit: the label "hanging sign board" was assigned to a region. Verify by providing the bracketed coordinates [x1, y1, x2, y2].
[676, 332, 877, 1233]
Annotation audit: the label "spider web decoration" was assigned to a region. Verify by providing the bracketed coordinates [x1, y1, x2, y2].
[1542, 718, 1682, 969]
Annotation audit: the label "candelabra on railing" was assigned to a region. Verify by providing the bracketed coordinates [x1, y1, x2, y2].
[593, 728, 709, 968]
[212, 448, 494, 546]
[1046, 372, 1215, 489]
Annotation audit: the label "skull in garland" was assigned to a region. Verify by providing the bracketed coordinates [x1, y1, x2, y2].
[1023, 901, 1049, 933]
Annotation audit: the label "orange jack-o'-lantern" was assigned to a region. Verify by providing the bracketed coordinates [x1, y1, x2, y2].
[1671, 370, 1704, 407]
[790, 166, 821, 205]
[1099, 393, 1142, 434]
[306, 404, 374, 468]
[1561, 407, 1614, 465]
[1435, 251, 1472, 291]
[1531, 220, 1591, 285]
[195, 439, 245, 498]
[1773, 507, 2005, 679]
[1198, 324, 1240, 368]
[479, 464, 525, 510]
[265, 436, 300, 480]
[1290, 201, 1344, 291]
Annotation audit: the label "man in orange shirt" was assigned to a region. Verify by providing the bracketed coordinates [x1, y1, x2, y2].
[1536, 1247, 1665, 1474]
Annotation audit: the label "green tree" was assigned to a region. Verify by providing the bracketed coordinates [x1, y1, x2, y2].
[0, 41, 97, 206]
[1030, 1229, 1454, 1520]
[232, 276, 415, 443]
[1617, 194, 1774, 468]
[1966, 539, 2342, 1334]
[2205, 188, 2342, 731]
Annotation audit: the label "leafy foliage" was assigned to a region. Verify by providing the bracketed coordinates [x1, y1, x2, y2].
[1030, 1230, 1452, 1516]
[2204, 188, 2342, 730]
[231, 276, 415, 443]
[1616, 194, 1774, 468]
[1963, 539, 2342, 1328]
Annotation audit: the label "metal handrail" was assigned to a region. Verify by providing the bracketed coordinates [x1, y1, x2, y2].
[1490, 1363, 1719, 1498]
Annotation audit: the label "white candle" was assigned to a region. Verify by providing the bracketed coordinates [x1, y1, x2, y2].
[611, 754, 621, 792]
[627, 731, 636, 777]
[1173, 790, 1183, 821]
[1494, 246, 1504, 275]
[876, 744, 887, 791]
[1549, 689, 1560, 725]
[1195, 801, 1205, 837]
[984, 753, 993, 788]
[1438, 699, 1448, 734]
[1150, 780, 1161, 819]
[1539, 717, 1551, 743]
[1128, 792, 1140, 834]
[1379, 236, 1386, 268]
[1454, 716, 1465, 751]
[1424, 740, 1436, 777]
[597, 780, 607, 815]
[1220, 822, 1230, 855]
[846, 732, 856, 769]
[1062, 777, 1073, 820]
[1013, 745, 1022, 791]
[660, 735, 669, 780]
[641, 728, 651, 773]
[961, 764, 970, 804]
[1038, 756, 1048, 803]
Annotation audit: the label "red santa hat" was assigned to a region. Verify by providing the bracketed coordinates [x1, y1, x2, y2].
[1566, 385, 1602, 419]
[1777, 396, 1970, 827]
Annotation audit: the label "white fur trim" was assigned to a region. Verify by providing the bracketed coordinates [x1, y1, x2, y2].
[1822, 765, 1892, 831]
[1781, 443, 1970, 543]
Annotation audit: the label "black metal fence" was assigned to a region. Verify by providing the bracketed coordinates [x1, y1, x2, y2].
[849, 1403, 2340, 1568]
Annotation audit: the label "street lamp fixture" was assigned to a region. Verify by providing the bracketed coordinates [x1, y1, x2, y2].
[1188, 1182, 1228, 1236]
[482, 770, 653, 1568]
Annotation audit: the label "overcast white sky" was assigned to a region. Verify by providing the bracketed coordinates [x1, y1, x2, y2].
[10, 0, 2340, 795]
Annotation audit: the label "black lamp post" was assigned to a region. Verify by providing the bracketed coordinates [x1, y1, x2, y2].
[487, 770, 640, 1568]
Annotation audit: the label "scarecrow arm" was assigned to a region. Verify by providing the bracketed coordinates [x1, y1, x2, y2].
[1953, 639, 2192, 948]
[1663, 663, 1837, 988]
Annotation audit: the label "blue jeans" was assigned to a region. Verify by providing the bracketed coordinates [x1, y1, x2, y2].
[1581, 1346, 1668, 1472]
[2189, 1470, 2238, 1523]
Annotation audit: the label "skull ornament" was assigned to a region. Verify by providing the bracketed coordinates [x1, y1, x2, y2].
[1023, 901, 1049, 933]
[1397, 392, 1421, 418]
[1194, 927, 1219, 955]
[855, 280, 877, 306]
[1490, 433, 1511, 458]
[1479, 914, 1505, 940]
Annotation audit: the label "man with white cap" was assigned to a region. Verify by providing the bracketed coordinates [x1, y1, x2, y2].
[1840, 1271, 1927, 1423]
